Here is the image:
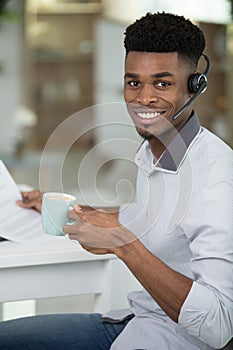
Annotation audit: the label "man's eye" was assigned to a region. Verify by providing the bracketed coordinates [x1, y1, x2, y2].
[128, 81, 139, 87]
[157, 81, 170, 88]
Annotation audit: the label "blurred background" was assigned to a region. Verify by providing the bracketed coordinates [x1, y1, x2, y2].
[0, 0, 233, 196]
[0, 0, 233, 319]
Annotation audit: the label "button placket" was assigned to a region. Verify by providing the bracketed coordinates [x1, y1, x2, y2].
[145, 173, 153, 220]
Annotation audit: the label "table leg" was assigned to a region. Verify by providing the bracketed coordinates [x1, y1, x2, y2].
[0, 303, 3, 321]
[93, 258, 141, 313]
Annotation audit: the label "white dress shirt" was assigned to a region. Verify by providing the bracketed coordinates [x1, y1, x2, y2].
[106, 113, 233, 350]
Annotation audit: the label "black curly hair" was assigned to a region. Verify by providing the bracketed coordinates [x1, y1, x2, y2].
[124, 12, 205, 68]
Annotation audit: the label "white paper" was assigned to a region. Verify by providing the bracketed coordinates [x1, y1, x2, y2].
[0, 160, 49, 243]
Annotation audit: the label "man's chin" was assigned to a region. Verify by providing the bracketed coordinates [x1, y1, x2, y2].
[136, 127, 155, 140]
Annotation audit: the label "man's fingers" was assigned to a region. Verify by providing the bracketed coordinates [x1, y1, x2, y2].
[16, 201, 31, 208]
[63, 225, 77, 234]
[73, 204, 83, 212]
[72, 206, 96, 222]
[16, 190, 42, 213]
[67, 210, 78, 221]
[67, 208, 89, 222]
[21, 190, 41, 200]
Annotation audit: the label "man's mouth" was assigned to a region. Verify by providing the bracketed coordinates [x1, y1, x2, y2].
[136, 111, 164, 119]
[133, 110, 167, 124]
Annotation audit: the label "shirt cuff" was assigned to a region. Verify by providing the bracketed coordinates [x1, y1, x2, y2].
[178, 281, 231, 348]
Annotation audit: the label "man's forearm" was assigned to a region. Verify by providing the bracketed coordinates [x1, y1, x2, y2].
[115, 239, 193, 322]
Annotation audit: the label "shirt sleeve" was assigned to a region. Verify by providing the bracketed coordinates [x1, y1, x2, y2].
[179, 158, 233, 348]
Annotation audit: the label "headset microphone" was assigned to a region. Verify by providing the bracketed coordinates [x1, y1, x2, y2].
[172, 54, 211, 120]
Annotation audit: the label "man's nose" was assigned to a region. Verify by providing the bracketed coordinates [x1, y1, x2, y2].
[136, 85, 158, 105]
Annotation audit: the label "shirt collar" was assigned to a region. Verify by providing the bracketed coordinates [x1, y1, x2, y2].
[135, 111, 201, 174]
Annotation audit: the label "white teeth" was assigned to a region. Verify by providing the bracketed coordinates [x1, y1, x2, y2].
[137, 112, 162, 119]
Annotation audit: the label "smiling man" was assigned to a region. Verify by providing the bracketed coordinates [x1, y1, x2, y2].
[1, 12, 233, 350]
[124, 51, 195, 158]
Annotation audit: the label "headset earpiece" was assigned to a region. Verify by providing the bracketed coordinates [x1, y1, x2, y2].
[188, 73, 207, 94]
[172, 54, 211, 120]
[187, 54, 210, 94]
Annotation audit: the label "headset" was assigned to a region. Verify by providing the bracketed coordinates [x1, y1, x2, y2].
[172, 54, 211, 120]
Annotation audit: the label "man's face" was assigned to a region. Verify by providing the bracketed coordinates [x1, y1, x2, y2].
[124, 51, 193, 140]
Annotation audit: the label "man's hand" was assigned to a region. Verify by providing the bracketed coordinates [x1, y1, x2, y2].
[63, 204, 136, 255]
[16, 190, 42, 213]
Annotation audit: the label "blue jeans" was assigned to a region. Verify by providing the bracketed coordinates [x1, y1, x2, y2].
[0, 313, 128, 350]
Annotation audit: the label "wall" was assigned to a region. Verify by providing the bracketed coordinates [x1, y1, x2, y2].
[227, 22, 233, 147]
[102, 0, 231, 24]
[0, 0, 24, 154]
[94, 18, 141, 161]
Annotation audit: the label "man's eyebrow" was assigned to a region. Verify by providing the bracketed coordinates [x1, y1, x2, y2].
[124, 73, 139, 79]
[124, 72, 174, 79]
[152, 71, 174, 78]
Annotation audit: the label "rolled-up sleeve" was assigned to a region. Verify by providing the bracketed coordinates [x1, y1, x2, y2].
[179, 156, 233, 349]
[179, 281, 233, 348]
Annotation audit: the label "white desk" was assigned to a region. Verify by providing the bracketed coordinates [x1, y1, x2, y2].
[0, 237, 141, 319]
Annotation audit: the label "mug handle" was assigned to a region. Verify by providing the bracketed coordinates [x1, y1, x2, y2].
[66, 204, 75, 225]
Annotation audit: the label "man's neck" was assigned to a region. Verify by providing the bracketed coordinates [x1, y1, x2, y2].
[149, 112, 194, 160]
[149, 127, 180, 161]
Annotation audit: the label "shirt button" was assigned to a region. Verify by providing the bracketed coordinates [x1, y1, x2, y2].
[145, 211, 149, 218]
[129, 300, 133, 307]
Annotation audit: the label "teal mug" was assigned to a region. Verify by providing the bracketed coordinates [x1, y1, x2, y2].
[41, 192, 76, 236]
